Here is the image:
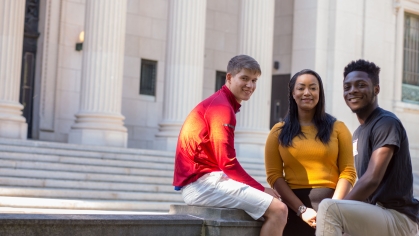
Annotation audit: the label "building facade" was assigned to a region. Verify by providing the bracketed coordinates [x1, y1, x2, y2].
[1, 0, 419, 160]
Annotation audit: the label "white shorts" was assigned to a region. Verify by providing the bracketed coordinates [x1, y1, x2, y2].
[181, 171, 273, 220]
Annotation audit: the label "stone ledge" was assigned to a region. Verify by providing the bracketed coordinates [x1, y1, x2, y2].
[0, 205, 264, 236]
[169, 204, 255, 221]
[0, 214, 202, 236]
[169, 204, 263, 236]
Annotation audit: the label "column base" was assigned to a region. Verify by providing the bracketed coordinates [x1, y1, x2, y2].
[234, 129, 269, 159]
[68, 129, 127, 148]
[0, 102, 28, 139]
[154, 121, 182, 152]
[0, 120, 27, 140]
[68, 112, 128, 148]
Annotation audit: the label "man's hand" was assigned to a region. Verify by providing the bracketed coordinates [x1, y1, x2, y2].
[264, 187, 281, 200]
[301, 207, 317, 228]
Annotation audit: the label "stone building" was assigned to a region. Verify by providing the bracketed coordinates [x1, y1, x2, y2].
[0, 0, 418, 210]
[2, 0, 419, 157]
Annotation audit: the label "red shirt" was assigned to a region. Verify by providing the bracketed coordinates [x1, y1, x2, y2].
[173, 85, 264, 191]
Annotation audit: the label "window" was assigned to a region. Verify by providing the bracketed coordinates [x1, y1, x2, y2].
[402, 13, 419, 104]
[215, 71, 226, 91]
[140, 59, 157, 96]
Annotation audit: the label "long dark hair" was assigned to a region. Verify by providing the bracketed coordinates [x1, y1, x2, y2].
[278, 69, 336, 147]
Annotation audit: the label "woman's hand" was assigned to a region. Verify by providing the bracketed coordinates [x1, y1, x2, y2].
[264, 187, 281, 201]
[301, 207, 317, 228]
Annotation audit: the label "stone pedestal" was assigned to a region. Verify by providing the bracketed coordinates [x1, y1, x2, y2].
[235, 0, 275, 159]
[0, 0, 28, 140]
[68, 0, 128, 147]
[155, 0, 207, 151]
[170, 205, 263, 236]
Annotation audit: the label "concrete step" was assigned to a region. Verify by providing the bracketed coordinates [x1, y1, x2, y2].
[0, 144, 175, 164]
[0, 160, 267, 185]
[0, 138, 174, 157]
[0, 196, 177, 212]
[0, 147, 267, 177]
[0, 138, 264, 163]
[0, 186, 183, 202]
[0, 138, 269, 212]
[0, 167, 173, 185]
[0, 146, 266, 172]
[0, 176, 175, 193]
[0, 140, 266, 166]
[0, 159, 175, 177]
[0, 167, 268, 187]
[0, 151, 175, 170]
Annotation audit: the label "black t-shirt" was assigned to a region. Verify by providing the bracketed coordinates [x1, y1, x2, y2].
[353, 107, 419, 224]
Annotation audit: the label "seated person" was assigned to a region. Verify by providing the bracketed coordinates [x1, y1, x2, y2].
[265, 69, 356, 236]
[173, 55, 288, 236]
[316, 59, 419, 236]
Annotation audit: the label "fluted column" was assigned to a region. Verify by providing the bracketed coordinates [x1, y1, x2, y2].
[0, 0, 27, 139]
[155, 0, 207, 151]
[68, 0, 128, 147]
[235, 0, 275, 158]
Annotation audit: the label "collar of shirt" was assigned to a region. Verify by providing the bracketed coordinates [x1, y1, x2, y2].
[221, 85, 241, 113]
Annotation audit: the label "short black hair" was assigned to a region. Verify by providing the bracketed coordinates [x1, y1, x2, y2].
[343, 59, 380, 85]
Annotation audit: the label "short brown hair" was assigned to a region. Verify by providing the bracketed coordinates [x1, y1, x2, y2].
[227, 55, 261, 76]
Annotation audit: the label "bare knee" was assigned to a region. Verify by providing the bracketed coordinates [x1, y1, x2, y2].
[264, 198, 288, 223]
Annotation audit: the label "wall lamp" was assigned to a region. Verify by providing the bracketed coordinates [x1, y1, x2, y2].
[273, 61, 280, 70]
[75, 31, 84, 51]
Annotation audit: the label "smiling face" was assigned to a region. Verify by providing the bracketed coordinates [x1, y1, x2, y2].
[226, 69, 259, 103]
[343, 71, 379, 117]
[292, 74, 320, 113]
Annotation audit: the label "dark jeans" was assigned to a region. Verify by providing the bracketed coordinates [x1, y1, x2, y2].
[283, 188, 334, 236]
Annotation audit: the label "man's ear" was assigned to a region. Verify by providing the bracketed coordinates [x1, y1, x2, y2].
[226, 73, 232, 84]
[374, 84, 380, 96]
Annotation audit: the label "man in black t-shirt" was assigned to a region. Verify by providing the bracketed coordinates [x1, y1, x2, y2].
[316, 59, 419, 236]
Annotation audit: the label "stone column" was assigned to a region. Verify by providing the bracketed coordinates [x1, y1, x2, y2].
[235, 0, 275, 158]
[291, 0, 364, 131]
[155, 0, 207, 151]
[0, 0, 28, 139]
[68, 0, 128, 147]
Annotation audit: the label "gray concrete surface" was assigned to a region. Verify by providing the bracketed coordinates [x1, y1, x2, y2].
[169, 205, 263, 236]
[0, 214, 202, 236]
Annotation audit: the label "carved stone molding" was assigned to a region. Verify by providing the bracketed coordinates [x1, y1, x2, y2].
[394, 0, 402, 13]
[38, 0, 60, 131]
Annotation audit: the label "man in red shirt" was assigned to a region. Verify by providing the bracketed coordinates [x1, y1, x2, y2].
[173, 55, 288, 236]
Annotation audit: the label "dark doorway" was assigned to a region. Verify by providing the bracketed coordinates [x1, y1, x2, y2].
[215, 71, 226, 92]
[20, 0, 40, 139]
[270, 74, 290, 128]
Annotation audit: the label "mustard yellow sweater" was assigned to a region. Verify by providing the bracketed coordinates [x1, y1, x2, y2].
[265, 121, 357, 189]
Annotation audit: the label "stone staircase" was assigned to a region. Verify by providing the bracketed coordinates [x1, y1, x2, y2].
[0, 138, 269, 212]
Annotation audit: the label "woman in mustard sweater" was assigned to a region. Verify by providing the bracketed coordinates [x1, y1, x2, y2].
[265, 69, 356, 235]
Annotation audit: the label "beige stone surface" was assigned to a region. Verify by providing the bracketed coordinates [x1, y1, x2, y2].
[0, 0, 418, 161]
